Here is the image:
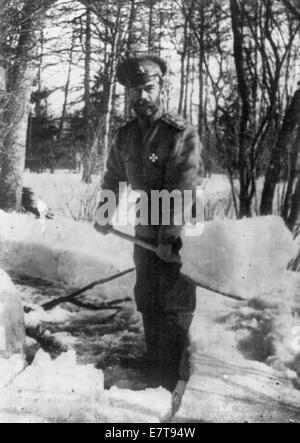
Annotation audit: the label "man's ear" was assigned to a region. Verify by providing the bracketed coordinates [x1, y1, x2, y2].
[160, 84, 167, 108]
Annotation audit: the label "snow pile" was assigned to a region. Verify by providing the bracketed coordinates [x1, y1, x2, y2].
[25, 306, 73, 328]
[0, 210, 134, 300]
[104, 387, 172, 423]
[0, 349, 172, 423]
[1, 211, 297, 303]
[22, 171, 233, 220]
[12, 349, 105, 397]
[0, 269, 25, 357]
[0, 355, 25, 389]
[1, 209, 300, 422]
[227, 278, 300, 380]
[176, 287, 300, 423]
[182, 216, 297, 300]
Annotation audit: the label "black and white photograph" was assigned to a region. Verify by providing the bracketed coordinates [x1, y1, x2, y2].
[0, 0, 300, 425]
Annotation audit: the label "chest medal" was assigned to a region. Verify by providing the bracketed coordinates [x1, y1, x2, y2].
[149, 153, 159, 163]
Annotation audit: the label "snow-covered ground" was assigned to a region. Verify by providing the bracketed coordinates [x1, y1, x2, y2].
[0, 270, 172, 423]
[23, 171, 237, 221]
[176, 287, 300, 423]
[22, 170, 285, 222]
[0, 346, 172, 423]
[0, 170, 300, 422]
[14, 274, 149, 391]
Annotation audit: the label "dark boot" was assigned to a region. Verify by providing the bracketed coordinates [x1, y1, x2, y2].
[142, 312, 163, 387]
[158, 310, 194, 392]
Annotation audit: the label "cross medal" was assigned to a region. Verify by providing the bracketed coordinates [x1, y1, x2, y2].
[149, 153, 158, 163]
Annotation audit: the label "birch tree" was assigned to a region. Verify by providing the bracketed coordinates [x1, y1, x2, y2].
[0, 0, 54, 211]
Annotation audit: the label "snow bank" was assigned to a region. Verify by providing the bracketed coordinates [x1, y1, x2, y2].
[0, 349, 172, 423]
[22, 171, 233, 220]
[0, 269, 25, 389]
[1, 210, 299, 422]
[175, 287, 300, 423]
[0, 211, 297, 303]
[104, 387, 172, 422]
[12, 349, 104, 397]
[182, 216, 297, 300]
[0, 210, 134, 300]
[0, 269, 25, 357]
[0, 355, 24, 389]
[25, 306, 73, 328]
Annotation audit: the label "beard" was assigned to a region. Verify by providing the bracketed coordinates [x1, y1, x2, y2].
[131, 98, 161, 118]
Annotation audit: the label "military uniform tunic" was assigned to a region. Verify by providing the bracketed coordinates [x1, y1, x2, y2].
[101, 110, 202, 309]
[100, 110, 203, 388]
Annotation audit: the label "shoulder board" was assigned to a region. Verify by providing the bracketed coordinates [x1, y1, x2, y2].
[161, 112, 189, 130]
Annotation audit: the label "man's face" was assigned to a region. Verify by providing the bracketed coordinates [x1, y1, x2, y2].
[129, 79, 162, 118]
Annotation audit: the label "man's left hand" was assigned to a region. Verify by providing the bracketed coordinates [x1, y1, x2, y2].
[156, 244, 174, 263]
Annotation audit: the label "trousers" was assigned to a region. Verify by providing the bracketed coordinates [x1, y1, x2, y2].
[133, 238, 196, 390]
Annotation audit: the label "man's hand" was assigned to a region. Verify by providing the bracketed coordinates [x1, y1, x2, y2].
[156, 244, 174, 263]
[94, 222, 112, 236]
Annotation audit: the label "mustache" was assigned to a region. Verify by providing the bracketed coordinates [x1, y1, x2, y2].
[135, 100, 155, 108]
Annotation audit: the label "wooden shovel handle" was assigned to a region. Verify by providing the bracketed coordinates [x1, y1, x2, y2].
[109, 228, 182, 265]
[108, 227, 246, 302]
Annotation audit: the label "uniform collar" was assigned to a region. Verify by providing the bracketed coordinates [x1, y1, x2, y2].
[138, 105, 164, 131]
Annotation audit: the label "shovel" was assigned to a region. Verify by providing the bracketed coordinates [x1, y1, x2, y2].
[41, 227, 246, 312]
[108, 227, 246, 302]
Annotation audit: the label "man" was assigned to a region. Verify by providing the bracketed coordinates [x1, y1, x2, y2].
[94, 55, 203, 391]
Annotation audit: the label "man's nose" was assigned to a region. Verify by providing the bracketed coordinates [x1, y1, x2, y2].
[141, 89, 148, 100]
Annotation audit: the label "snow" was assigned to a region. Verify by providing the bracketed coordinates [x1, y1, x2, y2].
[182, 216, 298, 300]
[13, 349, 105, 397]
[1, 204, 300, 422]
[0, 264, 171, 423]
[0, 269, 25, 357]
[105, 387, 172, 422]
[175, 287, 300, 423]
[0, 349, 172, 423]
[0, 210, 134, 299]
[25, 306, 73, 328]
[0, 210, 297, 302]
[22, 171, 233, 220]
[0, 355, 25, 389]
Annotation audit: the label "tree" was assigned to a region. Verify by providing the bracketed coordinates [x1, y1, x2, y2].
[0, 0, 54, 212]
[261, 87, 300, 216]
[81, 4, 93, 183]
[227, 0, 300, 217]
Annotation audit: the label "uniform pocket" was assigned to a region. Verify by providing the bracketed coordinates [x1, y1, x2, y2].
[121, 151, 143, 189]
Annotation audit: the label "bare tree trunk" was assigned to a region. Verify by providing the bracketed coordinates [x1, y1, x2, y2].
[282, 122, 300, 230]
[82, 6, 93, 184]
[148, 0, 155, 53]
[0, 1, 45, 211]
[261, 88, 300, 215]
[0, 65, 35, 211]
[285, 161, 300, 234]
[124, 0, 137, 118]
[198, 0, 205, 137]
[230, 0, 251, 218]
[178, 17, 188, 115]
[57, 29, 75, 140]
[92, 3, 122, 177]
[183, 46, 191, 120]
[102, 28, 120, 169]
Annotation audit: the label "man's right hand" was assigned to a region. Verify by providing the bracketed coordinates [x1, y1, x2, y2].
[94, 222, 112, 236]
